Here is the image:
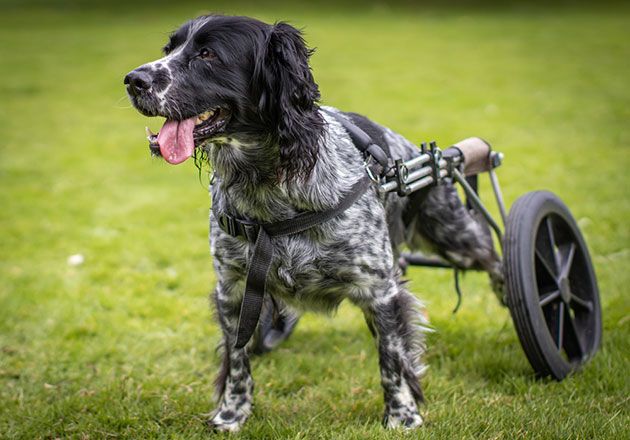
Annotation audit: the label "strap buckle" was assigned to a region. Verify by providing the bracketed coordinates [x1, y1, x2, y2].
[363, 155, 381, 183]
[218, 213, 238, 237]
[217, 212, 260, 242]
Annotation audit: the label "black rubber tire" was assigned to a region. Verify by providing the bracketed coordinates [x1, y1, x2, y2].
[504, 191, 602, 380]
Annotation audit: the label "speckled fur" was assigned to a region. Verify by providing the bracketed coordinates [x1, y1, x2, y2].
[208, 108, 502, 431]
[125, 14, 503, 432]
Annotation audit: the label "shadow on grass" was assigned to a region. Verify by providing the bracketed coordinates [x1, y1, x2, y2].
[251, 320, 538, 392]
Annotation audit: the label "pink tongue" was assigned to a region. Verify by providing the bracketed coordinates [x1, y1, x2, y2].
[157, 118, 196, 164]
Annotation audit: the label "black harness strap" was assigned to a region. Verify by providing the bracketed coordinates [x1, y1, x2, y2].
[234, 226, 273, 348]
[321, 108, 391, 172]
[217, 109, 392, 349]
[219, 176, 372, 349]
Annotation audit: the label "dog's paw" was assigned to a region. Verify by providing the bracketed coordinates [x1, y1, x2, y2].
[208, 419, 243, 433]
[383, 411, 424, 430]
[208, 409, 249, 433]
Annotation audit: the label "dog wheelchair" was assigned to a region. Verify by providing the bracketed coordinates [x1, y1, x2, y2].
[254, 135, 602, 381]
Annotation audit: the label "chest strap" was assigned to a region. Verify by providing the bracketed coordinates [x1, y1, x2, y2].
[216, 176, 372, 349]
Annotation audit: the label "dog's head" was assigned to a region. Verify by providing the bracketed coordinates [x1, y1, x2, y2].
[125, 15, 323, 181]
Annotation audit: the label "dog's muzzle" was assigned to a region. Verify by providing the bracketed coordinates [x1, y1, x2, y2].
[124, 69, 153, 97]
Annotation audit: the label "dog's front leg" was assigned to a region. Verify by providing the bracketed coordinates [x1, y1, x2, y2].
[209, 285, 254, 432]
[363, 281, 427, 429]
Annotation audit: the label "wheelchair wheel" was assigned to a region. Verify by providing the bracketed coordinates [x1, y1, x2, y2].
[504, 191, 602, 380]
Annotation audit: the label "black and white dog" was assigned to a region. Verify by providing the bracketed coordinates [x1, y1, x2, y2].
[125, 14, 503, 431]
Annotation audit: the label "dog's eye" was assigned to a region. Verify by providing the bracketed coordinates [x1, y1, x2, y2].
[199, 48, 216, 61]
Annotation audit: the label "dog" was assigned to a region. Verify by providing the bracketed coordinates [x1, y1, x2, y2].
[125, 14, 503, 431]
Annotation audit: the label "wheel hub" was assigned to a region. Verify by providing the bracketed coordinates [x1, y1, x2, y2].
[559, 277, 572, 303]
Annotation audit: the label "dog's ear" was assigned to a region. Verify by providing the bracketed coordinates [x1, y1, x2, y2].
[253, 22, 323, 181]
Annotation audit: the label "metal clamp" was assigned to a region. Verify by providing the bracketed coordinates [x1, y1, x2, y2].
[429, 141, 442, 185]
[395, 159, 409, 196]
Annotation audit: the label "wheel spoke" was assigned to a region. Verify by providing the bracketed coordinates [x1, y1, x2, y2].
[535, 249, 558, 283]
[563, 307, 585, 359]
[556, 302, 565, 350]
[558, 242, 576, 280]
[570, 294, 593, 312]
[546, 302, 566, 351]
[545, 217, 561, 269]
[535, 217, 558, 278]
[539, 290, 561, 307]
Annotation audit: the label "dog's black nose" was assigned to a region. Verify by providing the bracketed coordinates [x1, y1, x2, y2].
[124, 69, 152, 95]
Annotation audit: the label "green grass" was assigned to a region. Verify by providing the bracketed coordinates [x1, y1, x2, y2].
[1, 1, 629, 438]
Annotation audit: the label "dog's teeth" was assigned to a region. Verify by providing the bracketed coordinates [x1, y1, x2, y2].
[195, 109, 218, 126]
[146, 127, 158, 144]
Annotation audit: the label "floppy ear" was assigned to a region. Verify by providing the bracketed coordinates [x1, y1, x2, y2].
[253, 22, 324, 181]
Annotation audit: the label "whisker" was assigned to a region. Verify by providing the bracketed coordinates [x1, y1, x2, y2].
[114, 95, 133, 109]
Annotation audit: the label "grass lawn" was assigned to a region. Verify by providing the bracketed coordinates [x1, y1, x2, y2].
[1, 1, 629, 438]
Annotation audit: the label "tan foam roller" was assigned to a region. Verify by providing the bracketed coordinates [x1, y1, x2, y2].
[453, 137, 492, 175]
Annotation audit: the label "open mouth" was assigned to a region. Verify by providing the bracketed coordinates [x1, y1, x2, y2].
[146, 108, 230, 164]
